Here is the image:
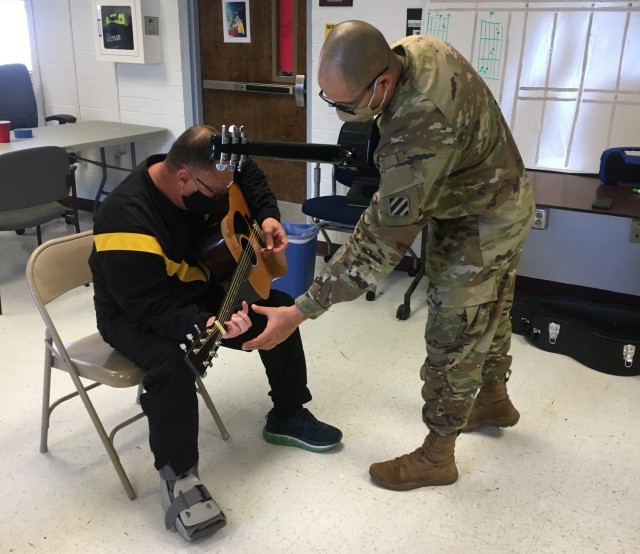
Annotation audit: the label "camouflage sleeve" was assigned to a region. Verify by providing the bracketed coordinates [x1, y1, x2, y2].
[377, 102, 459, 222]
[295, 196, 423, 319]
[296, 104, 460, 319]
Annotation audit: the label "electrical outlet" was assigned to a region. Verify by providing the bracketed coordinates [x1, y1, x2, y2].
[532, 207, 549, 230]
[630, 218, 640, 244]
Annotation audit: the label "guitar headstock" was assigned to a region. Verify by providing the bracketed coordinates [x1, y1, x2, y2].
[210, 124, 249, 172]
[180, 323, 224, 377]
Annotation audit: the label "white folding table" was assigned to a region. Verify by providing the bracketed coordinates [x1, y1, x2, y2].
[0, 121, 168, 215]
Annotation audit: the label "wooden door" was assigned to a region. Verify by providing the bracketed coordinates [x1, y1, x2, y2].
[198, 0, 307, 203]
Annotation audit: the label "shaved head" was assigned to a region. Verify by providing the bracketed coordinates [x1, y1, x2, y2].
[319, 20, 392, 90]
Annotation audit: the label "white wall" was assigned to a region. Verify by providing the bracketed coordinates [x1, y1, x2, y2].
[29, 0, 187, 201]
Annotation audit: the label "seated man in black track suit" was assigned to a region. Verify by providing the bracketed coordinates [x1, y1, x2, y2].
[89, 124, 342, 542]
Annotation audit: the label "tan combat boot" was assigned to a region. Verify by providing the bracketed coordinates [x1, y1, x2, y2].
[369, 432, 458, 491]
[462, 382, 520, 432]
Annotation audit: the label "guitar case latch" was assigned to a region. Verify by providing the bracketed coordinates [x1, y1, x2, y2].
[623, 344, 636, 368]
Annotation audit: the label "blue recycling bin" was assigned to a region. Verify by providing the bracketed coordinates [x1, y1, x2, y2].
[272, 223, 319, 298]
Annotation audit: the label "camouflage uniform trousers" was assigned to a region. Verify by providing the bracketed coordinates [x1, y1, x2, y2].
[420, 254, 521, 435]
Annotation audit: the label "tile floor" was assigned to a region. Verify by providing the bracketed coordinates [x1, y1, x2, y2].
[1, 214, 639, 553]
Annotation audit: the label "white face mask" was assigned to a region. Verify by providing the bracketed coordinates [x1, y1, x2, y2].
[337, 78, 388, 123]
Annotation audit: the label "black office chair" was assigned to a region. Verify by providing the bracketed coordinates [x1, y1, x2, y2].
[302, 121, 420, 302]
[0, 63, 77, 130]
[0, 146, 80, 314]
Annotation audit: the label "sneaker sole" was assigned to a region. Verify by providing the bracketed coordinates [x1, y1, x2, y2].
[263, 428, 339, 453]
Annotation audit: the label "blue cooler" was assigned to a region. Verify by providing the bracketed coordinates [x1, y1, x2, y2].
[272, 223, 318, 298]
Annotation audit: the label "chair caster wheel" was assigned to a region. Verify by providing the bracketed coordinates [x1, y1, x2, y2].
[408, 267, 419, 277]
[15, 229, 25, 235]
[396, 303, 411, 320]
[64, 217, 73, 225]
[365, 290, 376, 301]
[323, 254, 333, 262]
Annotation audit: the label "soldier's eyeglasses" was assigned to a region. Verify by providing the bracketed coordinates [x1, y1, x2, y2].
[318, 66, 389, 115]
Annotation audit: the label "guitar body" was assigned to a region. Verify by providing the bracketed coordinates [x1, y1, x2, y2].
[197, 182, 287, 299]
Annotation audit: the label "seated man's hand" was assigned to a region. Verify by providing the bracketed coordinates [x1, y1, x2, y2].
[242, 304, 307, 350]
[207, 300, 251, 339]
[260, 217, 288, 256]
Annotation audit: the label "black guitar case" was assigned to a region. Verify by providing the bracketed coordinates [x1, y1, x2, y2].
[511, 292, 640, 376]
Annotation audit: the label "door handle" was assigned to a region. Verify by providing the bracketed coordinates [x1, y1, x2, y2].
[203, 75, 307, 108]
[294, 74, 306, 108]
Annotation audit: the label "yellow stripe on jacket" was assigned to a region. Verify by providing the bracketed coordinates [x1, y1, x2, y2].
[94, 232, 209, 283]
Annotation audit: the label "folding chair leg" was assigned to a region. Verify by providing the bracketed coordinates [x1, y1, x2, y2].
[36, 225, 42, 246]
[40, 343, 54, 453]
[196, 376, 230, 440]
[68, 372, 138, 499]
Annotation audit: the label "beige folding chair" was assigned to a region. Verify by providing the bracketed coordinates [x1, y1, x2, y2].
[26, 230, 229, 500]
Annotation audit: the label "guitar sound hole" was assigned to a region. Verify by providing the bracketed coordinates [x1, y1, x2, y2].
[239, 237, 257, 265]
[233, 210, 251, 236]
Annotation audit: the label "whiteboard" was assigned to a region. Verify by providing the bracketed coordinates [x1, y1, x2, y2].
[421, 1, 640, 173]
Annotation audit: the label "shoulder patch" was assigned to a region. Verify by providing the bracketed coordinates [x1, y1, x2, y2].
[388, 196, 411, 217]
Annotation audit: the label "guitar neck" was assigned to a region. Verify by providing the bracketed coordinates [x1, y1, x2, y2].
[213, 140, 355, 165]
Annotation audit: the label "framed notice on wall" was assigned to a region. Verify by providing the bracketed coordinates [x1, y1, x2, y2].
[222, 0, 251, 43]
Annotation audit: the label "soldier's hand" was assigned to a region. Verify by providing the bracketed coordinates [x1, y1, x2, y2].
[242, 304, 306, 350]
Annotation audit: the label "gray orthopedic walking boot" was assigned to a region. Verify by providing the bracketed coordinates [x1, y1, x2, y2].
[462, 381, 520, 432]
[159, 464, 226, 541]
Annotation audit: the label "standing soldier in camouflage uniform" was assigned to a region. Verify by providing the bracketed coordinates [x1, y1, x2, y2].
[244, 20, 535, 491]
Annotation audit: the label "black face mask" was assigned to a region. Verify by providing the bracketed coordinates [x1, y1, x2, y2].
[182, 190, 227, 215]
[182, 190, 221, 214]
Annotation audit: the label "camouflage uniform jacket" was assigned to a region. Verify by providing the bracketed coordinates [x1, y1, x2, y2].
[297, 35, 535, 319]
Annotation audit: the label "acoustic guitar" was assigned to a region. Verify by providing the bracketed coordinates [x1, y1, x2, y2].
[180, 180, 287, 377]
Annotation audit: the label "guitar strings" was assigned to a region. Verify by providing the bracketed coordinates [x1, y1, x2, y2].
[197, 223, 261, 352]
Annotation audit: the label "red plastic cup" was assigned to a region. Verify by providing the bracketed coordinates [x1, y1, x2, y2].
[0, 121, 10, 143]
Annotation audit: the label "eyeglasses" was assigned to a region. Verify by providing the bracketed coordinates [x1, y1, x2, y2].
[318, 66, 389, 115]
[183, 164, 230, 198]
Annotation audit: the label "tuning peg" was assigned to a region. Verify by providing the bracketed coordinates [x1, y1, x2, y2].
[236, 126, 248, 172]
[216, 125, 229, 170]
[180, 343, 187, 351]
[186, 333, 193, 341]
[216, 157, 228, 171]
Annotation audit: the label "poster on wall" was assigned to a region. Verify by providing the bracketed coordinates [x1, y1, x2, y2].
[222, 0, 251, 43]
